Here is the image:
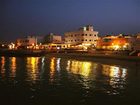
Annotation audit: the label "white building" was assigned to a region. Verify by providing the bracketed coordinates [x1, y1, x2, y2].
[16, 36, 37, 47]
[64, 25, 99, 47]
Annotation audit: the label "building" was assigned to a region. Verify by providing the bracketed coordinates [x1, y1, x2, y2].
[96, 35, 132, 50]
[64, 25, 99, 48]
[16, 36, 45, 49]
[132, 35, 140, 51]
[16, 36, 37, 47]
[44, 43, 71, 50]
[43, 33, 62, 44]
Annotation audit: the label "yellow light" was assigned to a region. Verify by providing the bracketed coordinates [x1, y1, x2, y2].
[50, 57, 56, 82]
[10, 57, 16, 78]
[109, 66, 120, 77]
[82, 43, 91, 46]
[26, 57, 39, 82]
[67, 60, 92, 77]
[113, 45, 120, 50]
[1, 57, 5, 78]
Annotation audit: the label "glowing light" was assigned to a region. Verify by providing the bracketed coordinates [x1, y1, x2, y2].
[26, 57, 39, 82]
[113, 45, 120, 50]
[56, 58, 61, 72]
[102, 65, 127, 78]
[50, 57, 56, 82]
[67, 60, 92, 77]
[1, 57, 5, 78]
[82, 43, 91, 46]
[121, 68, 127, 78]
[66, 60, 71, 71]
[109, 66, 120, 77]
[8, 43, 15, 49]
[10, 57, 17, 78]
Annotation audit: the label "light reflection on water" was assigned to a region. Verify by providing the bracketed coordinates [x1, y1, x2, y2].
[66, 60, 93, 77]
[0, 57, 5, 79]
[0, 56, 128, 90]
[9, 57, 17, 78]
[0, 56, 140, 105]
[26, 57, 39, 82]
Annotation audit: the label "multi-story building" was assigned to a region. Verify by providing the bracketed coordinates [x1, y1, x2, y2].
[16, 36, 37, 47]
[43, 33, 62, 44]
[96, 35, 132, 50]
[64, 25, 99, 47]
[16, 35, 45, 49]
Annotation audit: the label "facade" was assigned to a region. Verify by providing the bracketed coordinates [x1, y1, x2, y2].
[43, 33, 62, 44]
[44, 43, 71, 50]
[96, 35, 132, 50]
[16, 36, 37, 47]
[64, 25, 98, 47]
[16, 36, 45, 49]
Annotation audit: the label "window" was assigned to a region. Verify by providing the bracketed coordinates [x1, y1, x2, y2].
[85, 39, 87, 41]
[94, 35, 97, 37]
[82, 34, 84, 36]
[90, 34, 92, 36]
[89, 39, 92, 41]
[85, 34, 87, 36]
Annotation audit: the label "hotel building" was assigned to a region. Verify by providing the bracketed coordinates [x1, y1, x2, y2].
[96, 35, 132, 50]
[64, 25, 99, 47]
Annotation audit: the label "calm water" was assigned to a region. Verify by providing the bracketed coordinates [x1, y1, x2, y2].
[0, 56, 140, 105]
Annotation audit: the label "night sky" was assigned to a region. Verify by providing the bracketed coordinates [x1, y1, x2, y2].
[1, 0, 140, 42]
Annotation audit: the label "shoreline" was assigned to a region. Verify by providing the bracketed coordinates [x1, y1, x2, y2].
[46, 52, 140, 62]
[46, 53, 140, 68]
[0, 49, 140, 61]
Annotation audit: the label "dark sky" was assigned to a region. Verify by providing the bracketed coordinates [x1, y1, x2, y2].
[0, 0, 140, 42]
